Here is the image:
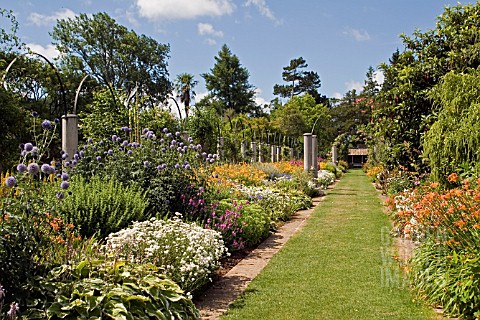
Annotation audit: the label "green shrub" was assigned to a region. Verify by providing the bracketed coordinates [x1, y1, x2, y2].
[338, 160, 349, 171]
[25, 258, 200, 319]
[54, 175, 148, 239]
[411, 238, 480, 319]
[217, 200, 271, 248]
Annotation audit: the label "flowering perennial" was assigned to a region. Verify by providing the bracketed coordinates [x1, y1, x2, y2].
[103, 217, 228, 293]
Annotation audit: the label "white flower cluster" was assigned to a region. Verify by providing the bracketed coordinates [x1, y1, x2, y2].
[316, 170, 336, 189]
[235, 185, 310, 221]
[103, 216, 228, 293]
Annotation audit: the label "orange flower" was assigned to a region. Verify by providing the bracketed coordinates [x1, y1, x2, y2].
[430, 182, 440, 188]
[447, 172, 459, 183]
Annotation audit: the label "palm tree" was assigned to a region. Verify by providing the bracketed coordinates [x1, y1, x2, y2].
[174, 73, 198, 118]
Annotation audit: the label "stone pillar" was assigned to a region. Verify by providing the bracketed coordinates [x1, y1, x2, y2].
[258, 143, 263, 162]
[271, 144, 277, 162]
[277, 146, 282, 162]
[62, 114, 78, 162]
[251, 141, 257, 162]
[241, 141, 247, 161]
[217, 137, 224, 161]
[265, 143, 270, 162]
[312, 135, 318, 177]
[304, 133, 312, 172]
[289, 147, 294, 160]
[332, 145, 338, 164]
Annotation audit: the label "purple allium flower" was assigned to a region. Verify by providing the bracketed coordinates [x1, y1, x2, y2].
[79, 151, 85, 157]
[151, 149, 157, 153]
[56, 192, 64, 199]
[17, 163, 27, 173]
[174, 163, 180, 169]
[41, 119, 53, 130]
[65, 161, 71, 166]
[72, 160, 77, 165]
[27, 163, 39, 175]
[87, 138, 93, 143]
[143, 128, 149, 134]
[171, 140, 177, 145]
[144, 161, 149, 167]
[146, 131, 154, 139]
[212, 154, 218, 159]
[91, 146, 96, 150]
[201, 152, 207, 157]
[175, 131, 181, 136]
[99, 140, 104, 145]
[179, 142, 184, 147]
[185, 164, 191, 170]
[60, 181, 70, 189]
[32, 111, 39, 117]
[108, 149, 113, 155]
[160, 138, 165, 143]
[197, 144, 202, 150]
[5, 176, 16, 187]
[127, 150, 133, 155]
[166, 133, 173, 138]
[169, 145, 175, 149]
[195, 153, 200, 158]
[122, 140, 128, 147]
[165, 199, 170, 204]
[112, 135, 118, 142]
[19, 143, 25, 150]
[188, 137, 193, 143]
[62, 153, 69, 160]
[163, 127, 168, 133]
[74, 154, 80, 160]
[157, 165, 163, 170]
[54, 118, 60, 124]
[32, 146, 39, 154]
[214, 173, 219, 178]
[177, 147, 183, 152]
[96, 156, 101, 161]
[61, 173, 69, 181]
[161, 147, 166, 152]
[207, 153, 212, 158]
[41, 164, 54, 174]
[24, 143, 34, 152]
[209, 159, 215, 163]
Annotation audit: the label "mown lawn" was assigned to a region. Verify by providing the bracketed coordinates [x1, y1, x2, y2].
[222, 169, 436, 320]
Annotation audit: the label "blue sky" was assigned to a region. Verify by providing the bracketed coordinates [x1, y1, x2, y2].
[1, 0, 469, 106]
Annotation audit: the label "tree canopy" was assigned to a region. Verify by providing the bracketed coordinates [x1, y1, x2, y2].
[52, 12, 171, 108]
[201, 44, 257, 116]
[371, 2, 480, 171]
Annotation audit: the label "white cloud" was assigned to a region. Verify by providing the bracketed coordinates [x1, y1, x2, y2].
[198, 23, 224, 37]
[343, 27, 370, 42]
[205, 38, 217, 46]
[373, 70, 385, 86]
[28, 8, 76, 26]
[136, 0, 235, 20]
[245, 0, 281, 25]
[254, 88, 268, 106]
[332, 92, 343, 100]
[27, 43, 60, 61]
[345, 80, 363, 92]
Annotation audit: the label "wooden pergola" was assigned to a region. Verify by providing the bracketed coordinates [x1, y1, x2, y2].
[347, 148, 368, 167]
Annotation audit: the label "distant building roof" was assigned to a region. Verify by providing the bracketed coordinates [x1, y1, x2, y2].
[348, 148, 369, 156]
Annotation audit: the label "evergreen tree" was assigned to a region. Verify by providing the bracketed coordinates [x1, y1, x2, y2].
[201, 44, 257, 116]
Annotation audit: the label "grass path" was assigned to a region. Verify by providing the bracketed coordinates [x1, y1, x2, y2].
[222, 169, 436, 320]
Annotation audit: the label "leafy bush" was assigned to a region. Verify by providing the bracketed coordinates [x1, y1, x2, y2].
[316, 170, 336, 189]
[235, 185, 311, 221]
[69, 127, 215, 218]
[25, 258, 200, 319]
[53, 175, 148, 239]
[338, 160, 349, 172]
[103, 217, 227, 294]
[216, 200, 271, 248]
[411, 238, 480, 319]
